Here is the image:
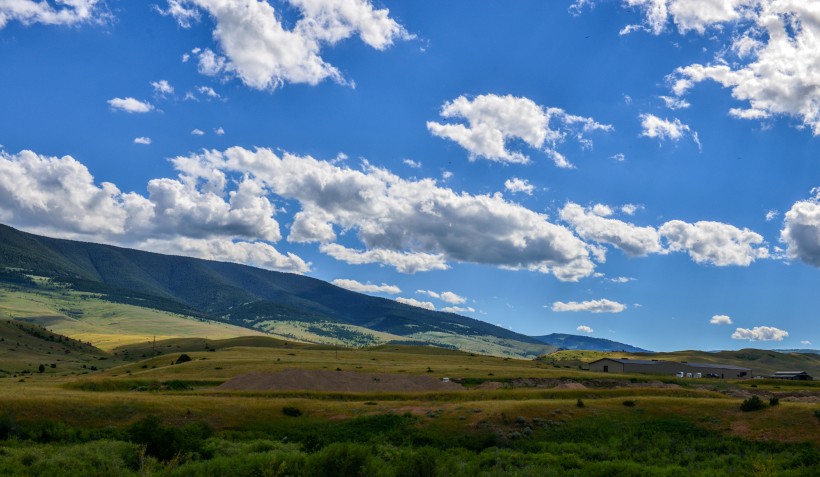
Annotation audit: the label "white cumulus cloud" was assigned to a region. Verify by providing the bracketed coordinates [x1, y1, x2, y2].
[780, 189, 820, 267]
[162, 0, 412, 90]
[331, 278, 401, 295]
[174, 147, 596, 281]
[396, 297, 436, 311]
[551, 299, 627, 313]
[504, 178, 535, 195]
[107, 97, 154, 114]
[660, 220, 769, 266]
[133, 137, 152, 145]
[417, 290, 466, 305]
[732, 325, 789, 341]
[0, 149, 308, 274]
[639, 114, 701, 150]
[561, 202, 663, 257]
[710, 314, 733, 325]
[191, 129, 205, 136]
[427, 93, 611, 167]
[0, 0, 107, 28]
[151, 80, 174, 96]
[577, 325, 594, 333]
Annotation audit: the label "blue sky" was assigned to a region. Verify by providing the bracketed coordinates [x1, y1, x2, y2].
[1, 0, 819, 351]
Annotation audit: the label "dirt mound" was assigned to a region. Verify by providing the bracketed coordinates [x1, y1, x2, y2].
[554, 382, 587, 390]
[217, 368, 465, 393]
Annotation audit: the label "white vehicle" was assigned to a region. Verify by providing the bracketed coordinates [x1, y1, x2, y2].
[676, 372, 684, 378]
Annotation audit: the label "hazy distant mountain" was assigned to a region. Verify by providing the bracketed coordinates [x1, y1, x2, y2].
[531, 333, 650, 352]
[0, 223, 553, 357]
[774, 349, 820, 355]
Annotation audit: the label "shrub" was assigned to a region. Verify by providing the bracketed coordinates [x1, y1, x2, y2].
[282, 406, 303, 417]
[0, 412, 17, 440]
[622, 400, 636, 407]
[307, 442, 373, 477]
[740, 395, 767, 412]
[813, 410, 820, 422]
[769, 396, 779, 406]
[175, 354, 193, 364]
[576, 398, 585, 408]
[127, 415, 212, 461]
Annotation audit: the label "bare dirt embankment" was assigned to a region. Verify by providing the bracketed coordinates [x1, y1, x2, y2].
[217, 368, 465, 392]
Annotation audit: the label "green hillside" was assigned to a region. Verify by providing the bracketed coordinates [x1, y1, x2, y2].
[0, 224, 553, 358]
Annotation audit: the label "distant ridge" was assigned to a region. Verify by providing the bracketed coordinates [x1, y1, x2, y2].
[531, 333, 650, 352]
[0, 223, 552, 357]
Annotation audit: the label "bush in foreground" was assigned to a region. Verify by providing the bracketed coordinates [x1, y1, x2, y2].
[740, 395, 767, 412]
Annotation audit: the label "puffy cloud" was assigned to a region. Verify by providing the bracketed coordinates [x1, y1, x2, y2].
[133, 137, 152, 145]
[765, 209, 778, 221]
[618, 0, 756, 35]
[504, 178, 535, 195]
[320, 244, 449, 274]
[732, 325, 789, 341]
[551, 299, 627, 313]
[427, 94, 611, 167]
[0, 0, 106, 28]
[611, 153, 626, 162]
[621, 204, 640, 215]
[441, 306, 475, 314]
[197, 85, 221, 99]
[659, 95, 690, 110]
[396, 297, 436, 310]
[560, 202, 663, 257]
[639, 114, 701, 149]
[0, 149, 307, 273]
[331, 278, 401, 295]
[710, 314, 734, 325]
[164, 0, 412, 90]
[614, 1, 820, 135]
[780, 190, 820, 266]
[403, 159, 421, 168]
[151, 80, 174, 95]
[214, 127, 225, 135]
[576, 325, 594, 333]
[107, 97, 154, 113]
[660, 220, 769, 266]
[417, 290, 466, 304]
[176, 147, 596, 281]
[191, 128, 205, 136]
[561, 202, 768, 266]
[142, 237, 309, 273]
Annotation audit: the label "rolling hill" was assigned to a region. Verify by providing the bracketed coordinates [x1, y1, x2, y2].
[532, 333, 650, 352]
[0, 223, 553, 357]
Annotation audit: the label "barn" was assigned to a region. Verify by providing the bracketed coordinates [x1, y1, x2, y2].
[770, 371, 813, 381]
[588, 358, 751, 379]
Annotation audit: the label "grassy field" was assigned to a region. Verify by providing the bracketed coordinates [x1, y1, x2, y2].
[1, 286, 819, 475]
[0, 287, 272, 350]
[0, 338, 819, 476]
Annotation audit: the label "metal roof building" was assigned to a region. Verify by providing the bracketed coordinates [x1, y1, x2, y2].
[588, 357, 752, 379]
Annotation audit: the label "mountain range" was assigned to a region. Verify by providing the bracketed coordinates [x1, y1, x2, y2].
[0, 223, 554, 357]
[531, 333, 650, 353]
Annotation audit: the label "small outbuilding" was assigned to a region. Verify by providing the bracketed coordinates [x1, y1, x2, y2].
[770, 371, 814, 381]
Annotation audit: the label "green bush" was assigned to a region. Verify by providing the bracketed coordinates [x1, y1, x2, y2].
[769, 396, 779, 406]
[576, 398, 585, 408]
[281, 406, 303, 417]
[740, 395, 767, 412]
[127, 415, 212, 461]
[306, 442, 374, 477]
[175, 354, 192, 364]
[622, 400, 636, 407]
[0, 412, 17, 440]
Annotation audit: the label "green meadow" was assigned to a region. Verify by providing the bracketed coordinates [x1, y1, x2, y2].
[1, 328, 819, 476]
